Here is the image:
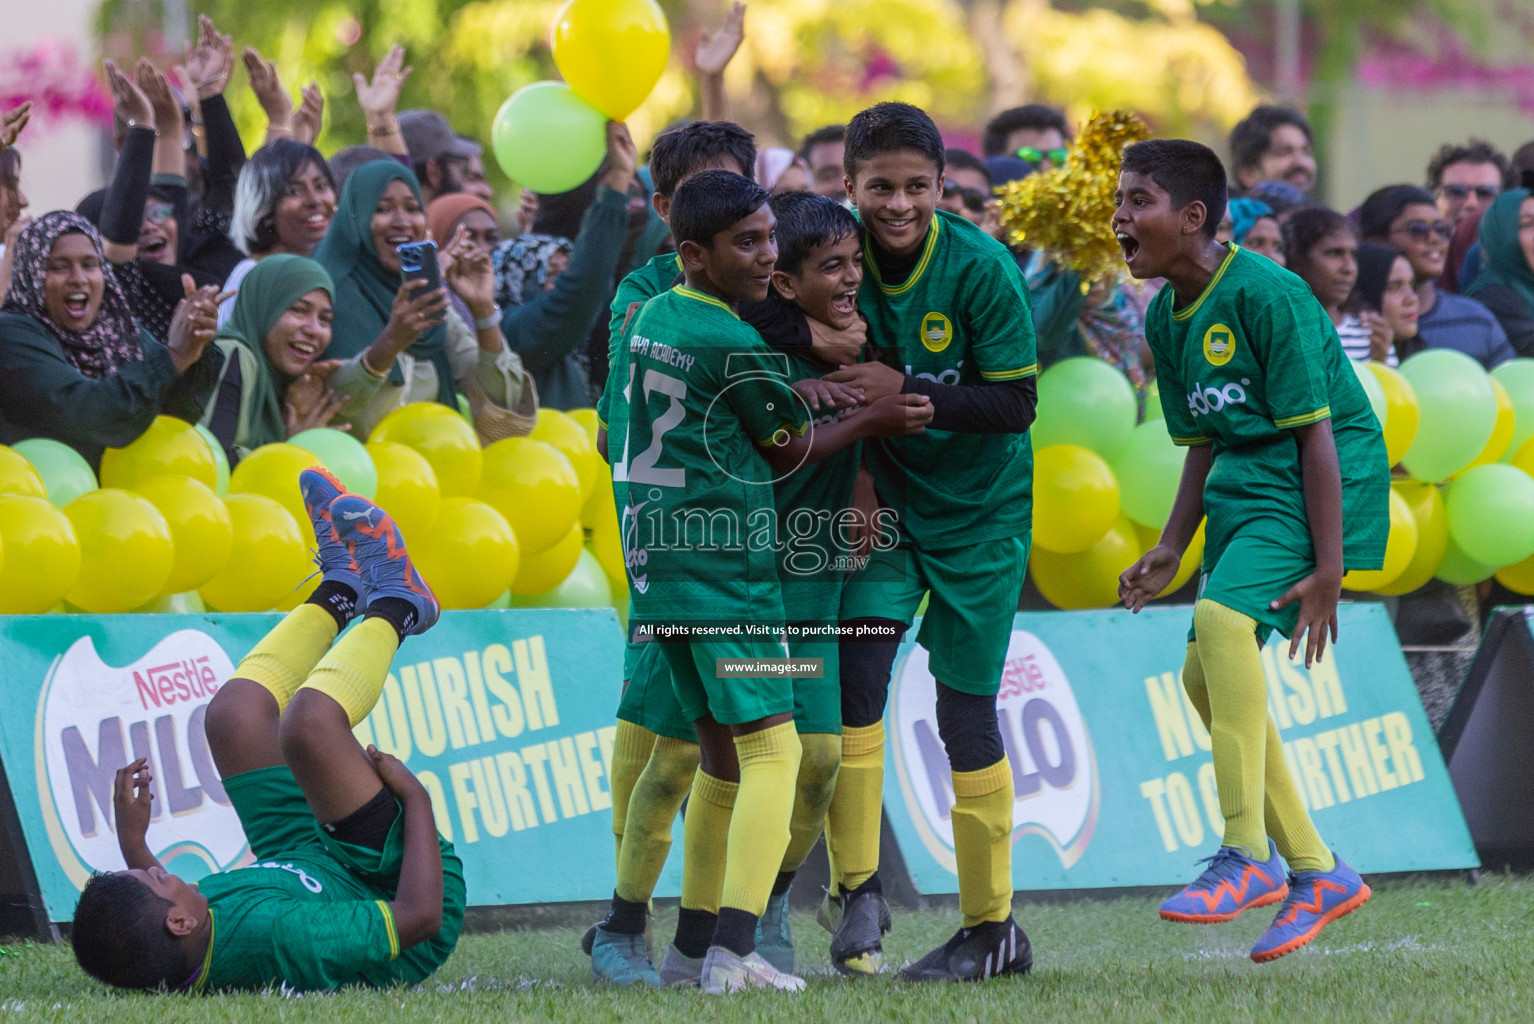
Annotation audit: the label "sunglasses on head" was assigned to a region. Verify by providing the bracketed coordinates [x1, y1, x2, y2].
[1016, 146, 1069, 166]
[1439, 183, 1500, 202]
[1394, 219, 1453, 242]
[944, 184, 990, 213]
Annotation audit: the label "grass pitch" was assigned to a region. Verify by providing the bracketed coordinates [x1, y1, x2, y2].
[2, 874, 1529, 1023]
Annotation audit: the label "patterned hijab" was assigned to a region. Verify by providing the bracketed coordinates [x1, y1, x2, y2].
[1, 211, 143, 378]
[493, 233, 573, 307]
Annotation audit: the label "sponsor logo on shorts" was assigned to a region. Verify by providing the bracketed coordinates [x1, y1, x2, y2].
[920, 311, 953, 352]
[1203, 324, 1236, 366]
[1187, 379, 1251, 418]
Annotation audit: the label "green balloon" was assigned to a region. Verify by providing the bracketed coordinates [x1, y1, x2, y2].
[507, 549, 612, 608]
[194, 424, 230, 494]
[1492, 358, 1534, 464]
[492, 82, 608, 195]
[11, 438, 98, 507]
[456, 393, 473, 426]
[487, 590, 512, 609]
[288, 428, 379, 500]
[1351, 358, 1387, 428]
[1436, 534, 1497, 585]
[1110, 420, 1186, 530]
[1143, 379, 1164, 422]
[1032, 357, 1137, 459]
[134, 591, 207, 614]
[1399, 349, 1496, 482]
[1445, 463, 1534, 566]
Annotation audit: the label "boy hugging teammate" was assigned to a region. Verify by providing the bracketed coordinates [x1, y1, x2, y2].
[1114, 140, 1386, 961]
[605, 170, 929, 993]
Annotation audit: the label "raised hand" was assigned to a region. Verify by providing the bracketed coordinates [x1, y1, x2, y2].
[602, 122, 638, 194]
[242, 45, 293, 129]
[442, 225, 496, 319]
[134, 59, 183, 135]
[113, 757, 154, 845]
[0, 101, 32, 151]
[104, 59, 153, 130]
[291, 82, 324, 146]
[695, 2, 747, 77]
[353, 44, 412, 121]
[167, 275, 230, 371]
[183, 14, 234, 100]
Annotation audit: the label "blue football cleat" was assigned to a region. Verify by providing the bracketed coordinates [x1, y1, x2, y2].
[329, 494, 439, 635]
[1250, 854, 1371, 963]
[1159, 841, 1289, 924]
[298, 467, 361, 602]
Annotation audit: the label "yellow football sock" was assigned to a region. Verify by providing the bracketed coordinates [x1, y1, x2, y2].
[296, 617, 398, 727]
[609, 719, 658, 869]
[952, 758, 1015, 926]
[680, 771, 736, 915]
[234, 604, 339, 712]
[720, 723, 801, 917]
[781, 732, 841, 873]
[826, 722, 884, 895]
[1181, 639, 1334, 872]
[614, 736, 699, 904]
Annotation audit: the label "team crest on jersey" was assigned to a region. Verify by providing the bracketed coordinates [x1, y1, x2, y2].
[1203, 324, 1236, 366]
[920, 312, 952, 352]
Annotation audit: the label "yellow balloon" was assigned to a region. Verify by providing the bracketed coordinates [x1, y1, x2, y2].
[199, 495, 311, 612]
[478, 437, 581, 553]
[64, 489, 174, 613]
[1365, 362, 1420, 467]
[531, 408, 600, 501]
[512, 522, 584, 595]
[1343, 488, 1418, 591]
[1374, 481, 1449, 596]
[367, 441, 442, 540]
[0, 495, 80, 613]
[413, 497, 520, 609]
[1511, 433, 1534, 478]
[229, 443, 322, 528]
[134, 476, 235, 595]
[1133, 519, 1206, 598]
[1033, 444, 1120, 554]
[1033, 515, 1142, 609]
[369, 402, 483, 497]
[565, 407, 602, 447]
[551, 0, 671, 121]
[0, 445, 47, 498]
[100, 415, 218, 491]
[1459, 376, 1515, 471]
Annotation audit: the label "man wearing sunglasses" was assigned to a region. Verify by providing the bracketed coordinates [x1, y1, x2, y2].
[980, 103, 1071, 171]
[1427, 139, 1514, 224]
[1361, 184, 1514, 370]
[938, 149, 999, 236]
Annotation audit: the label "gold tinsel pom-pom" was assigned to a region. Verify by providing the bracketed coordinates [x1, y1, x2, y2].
[994, 110, 1150, 285]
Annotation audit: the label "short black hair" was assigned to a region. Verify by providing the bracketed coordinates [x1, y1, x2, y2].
[329, 145, 397, 194]
[670, 169, 771, 249]
[844, 102, 944, 182]
[649, 120, 757, 199]
[982, 104, 1071, 158]
[1120, 139, 1228, 239]
[799, 124, 846, 162]
[1230, 105, 1313, 175]
[72, 873, 194, 991]
[1358, 184, 1438, 240]
[1281, 206, 1353, 272]
[944, 149, 991, 188]
[1426, 139, 1515, 189]
[769, 190, 860, 276]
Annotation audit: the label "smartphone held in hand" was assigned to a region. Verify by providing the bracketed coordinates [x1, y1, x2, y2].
[398, 239, 441, 296]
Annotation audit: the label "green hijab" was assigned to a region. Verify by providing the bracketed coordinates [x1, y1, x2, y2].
[1466, 188, 1534, 316]
[214, 254, 334, 449]
[313, 160, 455, 404]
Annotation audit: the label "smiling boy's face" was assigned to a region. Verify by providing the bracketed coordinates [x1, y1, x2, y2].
[684, 204, 778, 306]
[772, 233, 863, 330]
[848, 149, 940, 259]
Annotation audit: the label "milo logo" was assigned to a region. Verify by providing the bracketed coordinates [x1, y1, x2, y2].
[1187, 379, 1251, 417]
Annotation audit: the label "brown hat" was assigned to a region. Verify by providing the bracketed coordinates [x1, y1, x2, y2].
[398, 110, 481, 165]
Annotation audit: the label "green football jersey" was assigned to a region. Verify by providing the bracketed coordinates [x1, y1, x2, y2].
[609, 285, 808, 622]
[775, 345, 863, 622]
[858, 210, 1038, 547]
[1147, 244, 1390, 568]
[599, 252, 682, 427]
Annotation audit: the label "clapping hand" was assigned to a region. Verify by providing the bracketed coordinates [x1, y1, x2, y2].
[285, 360, 349, 435]
[354, 45, 412, 121]
[183, 15, 233, 100]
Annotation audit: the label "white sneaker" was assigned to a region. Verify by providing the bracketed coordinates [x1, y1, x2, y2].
[657, 944, 704, 987]
[701, 946, 807, 994]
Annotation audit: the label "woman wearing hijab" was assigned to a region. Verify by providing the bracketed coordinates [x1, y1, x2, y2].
[1350, 242, 1421, 365]
[314, 160, 535, 442]
[0, 212, 222, 467]
[1464, 188, 1534, 358]
[426, 192, 504, 329]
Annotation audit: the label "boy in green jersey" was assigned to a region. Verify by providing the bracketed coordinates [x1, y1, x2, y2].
[72, 470, 462, 993]
[1114, 139, 1387, 962]
[818, 103, 1040, 981]
[606, 170, 929, 993]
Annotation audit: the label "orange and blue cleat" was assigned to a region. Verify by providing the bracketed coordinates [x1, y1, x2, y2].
[329, 493, 439, 635]
[298, 468, 362, 598]
[1159, 842, 1289, 924]
[1249, 855, 1370, 963]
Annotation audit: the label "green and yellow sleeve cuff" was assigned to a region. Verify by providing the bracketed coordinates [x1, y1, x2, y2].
[1274, 407, 1331, 430]
[1170, 434, 1213, 447]
[755, 420, 810, 448]
[980, 363, 1038, 381]
[377, 900, 400, 960]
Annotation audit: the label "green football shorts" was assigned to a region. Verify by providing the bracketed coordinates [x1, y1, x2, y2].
[1191, 526, 1316, 645]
